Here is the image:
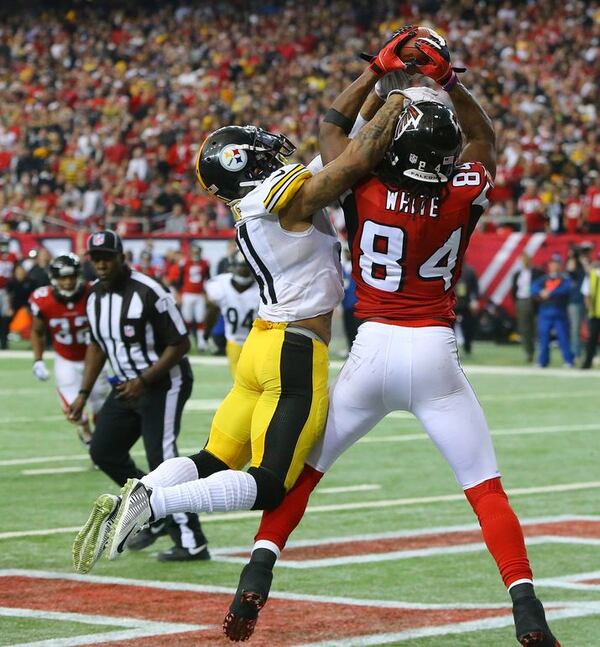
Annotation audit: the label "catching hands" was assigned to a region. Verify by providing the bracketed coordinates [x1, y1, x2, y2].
[32, 360, 49, 381]
[413, 31, 466, 91]
[361, 25, 417, 77]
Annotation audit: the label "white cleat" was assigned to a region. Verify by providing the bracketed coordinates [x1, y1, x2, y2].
[73, 494, 120, 573]
[107, 478, 153, 560]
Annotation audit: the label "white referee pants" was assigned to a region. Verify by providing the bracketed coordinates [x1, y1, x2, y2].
[308, 322, 499, 489]
[54, 354, 109, 416]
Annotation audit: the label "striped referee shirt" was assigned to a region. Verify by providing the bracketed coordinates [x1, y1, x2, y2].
[87, 268, 191, 382]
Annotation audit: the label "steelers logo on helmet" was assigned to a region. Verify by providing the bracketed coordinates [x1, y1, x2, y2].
[219, 145, 248, 172]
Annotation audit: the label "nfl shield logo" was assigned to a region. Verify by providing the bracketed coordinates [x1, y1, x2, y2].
[92, 233, 105, 246]
[124, 325, 135, 337]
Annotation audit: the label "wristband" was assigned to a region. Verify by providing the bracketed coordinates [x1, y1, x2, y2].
[78, 389, 90, 397]
[441, 71, 459, 92]
[323, 108, 354, 135]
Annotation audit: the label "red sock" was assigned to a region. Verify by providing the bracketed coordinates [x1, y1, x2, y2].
[255, 465, 324, 550]
[465, 477, 533, 588]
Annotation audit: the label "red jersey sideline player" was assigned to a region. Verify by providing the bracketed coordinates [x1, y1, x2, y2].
[180, 244, 210, 350]
[0, 234, 17, 349]
[29, 253, 108, 445]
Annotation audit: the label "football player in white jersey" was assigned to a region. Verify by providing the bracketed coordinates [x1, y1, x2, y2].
[204, 251, 259, 379]
[71, 31, 414, 584]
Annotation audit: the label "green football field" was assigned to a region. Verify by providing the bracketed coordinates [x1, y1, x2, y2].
[1, 341, 599, 646]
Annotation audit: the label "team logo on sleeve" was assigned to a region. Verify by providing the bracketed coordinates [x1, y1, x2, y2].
[124, 325, 135, 337]
[219, 145, 248, 172]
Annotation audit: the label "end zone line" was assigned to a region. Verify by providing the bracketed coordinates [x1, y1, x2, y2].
[2, 483, 600, 540]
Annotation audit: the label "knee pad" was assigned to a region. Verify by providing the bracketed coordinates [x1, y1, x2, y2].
[248, 466, 286, 510]
[188, 449, 230, 478]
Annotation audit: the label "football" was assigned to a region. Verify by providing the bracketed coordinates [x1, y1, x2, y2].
[397, 26, 440, 65]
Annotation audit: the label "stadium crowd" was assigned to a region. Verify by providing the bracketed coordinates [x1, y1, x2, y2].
[0, 0, 597, 237]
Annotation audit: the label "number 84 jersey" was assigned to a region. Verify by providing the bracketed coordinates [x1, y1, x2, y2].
[344, 162, 492, 327]
[29, 285, 91, 361]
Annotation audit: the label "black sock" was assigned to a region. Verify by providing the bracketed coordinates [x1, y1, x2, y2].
[510, 582, 536, 603]
[249, 547, 277, 570]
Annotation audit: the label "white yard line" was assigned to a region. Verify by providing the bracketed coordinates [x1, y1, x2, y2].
[1, 606, 209, 647]
[293, 604, 600, 646]
[21, 467, 89, 476]
[2, 485, 600, 541]
[3, 349, 600, 377]
[316, 484, 380, 495]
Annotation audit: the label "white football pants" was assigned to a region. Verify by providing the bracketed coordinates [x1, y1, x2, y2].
[308, 322, 499, 489]
[54, 354, 109, 416]
[181, 292, 206, 324]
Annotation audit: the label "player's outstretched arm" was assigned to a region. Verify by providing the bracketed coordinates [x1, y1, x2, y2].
[279, 94, 405, 226]
[447, 82, 496, 179]
[412, 34, 496, 179]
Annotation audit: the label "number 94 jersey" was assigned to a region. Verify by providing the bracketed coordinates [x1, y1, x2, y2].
[205, 273, 259, 345]
[29, 285, 91, 361]
[345, 162, 492, 327]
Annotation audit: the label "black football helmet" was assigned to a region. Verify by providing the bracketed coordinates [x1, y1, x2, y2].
[195, 125, 295, 204]
[49, 253, 84, 300]
[378, 100, 462, 195]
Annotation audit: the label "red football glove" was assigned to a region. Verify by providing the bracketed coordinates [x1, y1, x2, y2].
[414, 32, 466, 91]
[360, 26, 417, 78]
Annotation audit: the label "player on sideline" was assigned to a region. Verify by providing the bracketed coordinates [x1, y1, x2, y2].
[71, 30, 414, 576]
[29, 253, 108, 445]
[180, 244, 211, 351]
[224, 30, 560, 646]
[204, 251, 259, 379]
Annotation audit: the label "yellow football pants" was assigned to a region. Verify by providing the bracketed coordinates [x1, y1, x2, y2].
[205, 320, 329, 491]
[226, 339, 243, 380]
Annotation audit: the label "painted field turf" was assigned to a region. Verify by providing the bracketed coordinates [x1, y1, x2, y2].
[0, 343, 599, 645]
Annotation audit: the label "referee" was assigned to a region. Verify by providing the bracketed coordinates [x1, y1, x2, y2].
[69, 230, 209, 562]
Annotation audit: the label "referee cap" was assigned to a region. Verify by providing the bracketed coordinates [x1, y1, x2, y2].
[87, 230, 123, 254]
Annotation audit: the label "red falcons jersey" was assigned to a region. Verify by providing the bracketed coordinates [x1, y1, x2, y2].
[0, 252, 17, 289]
[344, 162, 492, 327]
[29, 285, 91, 361]
[181, 259, 210, 294]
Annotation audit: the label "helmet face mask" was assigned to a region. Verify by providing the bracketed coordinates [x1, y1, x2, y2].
[195, 125, 296, 205]
[378, 101, 462, 196]
[49, 253, 84, 300]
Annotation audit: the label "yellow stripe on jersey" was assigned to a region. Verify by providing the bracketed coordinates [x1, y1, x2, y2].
[264, 164, 312, 213]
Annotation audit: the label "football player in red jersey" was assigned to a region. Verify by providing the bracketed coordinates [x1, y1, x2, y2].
[29, 253, 109, 445]
[0, 234, 18, 349]
[180, 244, 211, 351]
[224, 29, 560, 647]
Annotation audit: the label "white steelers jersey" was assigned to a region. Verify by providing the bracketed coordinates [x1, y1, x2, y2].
[233, 163, 343, 322]
[205, 273, 259, 344]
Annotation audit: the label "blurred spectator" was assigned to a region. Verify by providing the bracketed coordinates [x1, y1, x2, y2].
[511, 253, 543, 363]
[7, 262, 34, 321]
[518, 181, 546, 233]
[26, 247, 51, 289]
[0, 235, 17, 348]
[580, 251, 600, 369]
[532, 254, 574, 368]
[584, 172, 600, 234]
[563, 181, 585, 234]
[216, 240, 239, 275]
[454, 264, 480, 355]
[566, 245, 590, 359]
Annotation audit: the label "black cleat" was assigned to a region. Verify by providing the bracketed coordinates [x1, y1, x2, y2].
[223, 563, 273, 642]
[513, 597, 561, 646]
[126, 521, 168, 551]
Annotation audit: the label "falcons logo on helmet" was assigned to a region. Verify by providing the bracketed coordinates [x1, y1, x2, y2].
[395, 104, 424, 139]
